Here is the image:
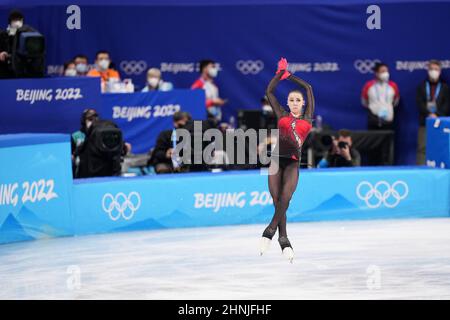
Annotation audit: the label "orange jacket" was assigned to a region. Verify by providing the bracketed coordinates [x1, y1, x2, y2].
[87, 68, 120, 84]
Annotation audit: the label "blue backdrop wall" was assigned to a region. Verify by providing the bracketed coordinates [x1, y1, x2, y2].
[1, 0, 450, 164]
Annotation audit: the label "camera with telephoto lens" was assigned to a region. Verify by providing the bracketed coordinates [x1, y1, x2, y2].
[320, 135, 333, 147]
[338, 141, 349, 149]
[76, 120, 124, 178]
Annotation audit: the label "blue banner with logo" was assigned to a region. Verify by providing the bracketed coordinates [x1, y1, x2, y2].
[72, 167, 450, 236]
[0, 134, 74, 244]
[100, 90, 206, 153]
[0, 77, 101, 134]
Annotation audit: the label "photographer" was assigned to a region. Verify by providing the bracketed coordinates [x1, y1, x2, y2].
[317, 129, 361, 168]
[72, 109, 131, 178]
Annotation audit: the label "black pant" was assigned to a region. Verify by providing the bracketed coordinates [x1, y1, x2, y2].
[368, 120, 394, 166]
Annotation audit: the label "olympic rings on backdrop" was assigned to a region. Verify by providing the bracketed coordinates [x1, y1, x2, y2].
[102, 192, 141, 220]
[236, 60, 264, 75]
[120, 60, 147, 75]
[353, 59, 381, 74]
[356, 181, 409, 208]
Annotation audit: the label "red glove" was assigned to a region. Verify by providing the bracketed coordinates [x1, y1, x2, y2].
[281, 69, 291, 80]
[276, 57, 288, 74]
[276, 57, 290, 79]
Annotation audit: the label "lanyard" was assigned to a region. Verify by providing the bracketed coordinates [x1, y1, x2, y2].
[171, 129, 177, 149]
[426, 81, 441, 102]
[171, 129, 181, 168]
[374, 83, 389, 104]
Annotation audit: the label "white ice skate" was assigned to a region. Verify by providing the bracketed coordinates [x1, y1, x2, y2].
[282, 247, 294, 263]
[279, 236, 294, 263]
[259, 237, 271, 255]
[260, 226, 276, 256]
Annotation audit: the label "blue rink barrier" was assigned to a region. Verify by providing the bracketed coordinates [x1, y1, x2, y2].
[72, 167, 450, 236]
[0, 134, 74, 244]
[1, 133, 450, 245]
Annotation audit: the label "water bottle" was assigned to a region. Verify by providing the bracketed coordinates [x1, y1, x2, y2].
[124, 79, 134, 93]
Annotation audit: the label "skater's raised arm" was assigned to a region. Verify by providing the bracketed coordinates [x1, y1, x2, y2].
[265, 72, 285, 118]
[288, 74, 315, 123]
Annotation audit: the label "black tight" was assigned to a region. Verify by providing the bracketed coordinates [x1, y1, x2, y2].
[267, 158, 299, 238]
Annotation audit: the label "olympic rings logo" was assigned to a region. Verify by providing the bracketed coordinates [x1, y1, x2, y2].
[354, 59, 381, 74]
[102, 192, 141, 221]
[120, 60, 147, 75]
[356, 181, 409, 208]
[236, 60, 264, 75]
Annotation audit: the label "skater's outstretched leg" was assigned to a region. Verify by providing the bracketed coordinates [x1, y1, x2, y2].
[265, 163, 283, 239]
[260, 163, 283, 255]
[276, 161, 299, 238]
[270, 161, 298, 262]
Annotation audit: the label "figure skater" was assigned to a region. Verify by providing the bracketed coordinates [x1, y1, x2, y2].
[260, 58, 315, 262]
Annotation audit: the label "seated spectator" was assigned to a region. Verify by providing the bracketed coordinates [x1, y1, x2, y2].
[87, 50, 120, 92]
[63, 60, 77, 77]
[149, 112, 190, 174]
[73, 54, 89, 76]
[317, 129, 361, 168]
[191, 59, 227, 126]
[416, 60, 450, 164]
[142, 68, 173, 92]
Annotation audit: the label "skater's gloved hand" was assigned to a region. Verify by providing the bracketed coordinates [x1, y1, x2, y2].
[276, 58, 291, 80]
[276, 57, 288, 74]
[281, 70, 291, 80]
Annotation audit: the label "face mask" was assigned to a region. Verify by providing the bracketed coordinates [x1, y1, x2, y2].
[428, 70, 440, 81]
[378, 72, 389, 82]
[76, 63, 88, 73]
[147, 77, 160, 88]
[262, 104, 272, 113]
[208, 67, 218, 78]
[98, 59, 110, 71]
[65, 69, 77, 77]
[86, 120, 93, 129]
[10, 20, 23, 29]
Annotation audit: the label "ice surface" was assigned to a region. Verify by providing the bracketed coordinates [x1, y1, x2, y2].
[1, 218, 450, 299]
